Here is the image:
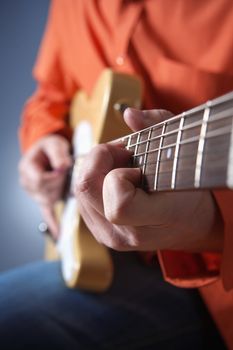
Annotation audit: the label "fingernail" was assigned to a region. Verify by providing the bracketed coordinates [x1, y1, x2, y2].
[124, 107, 143, 117]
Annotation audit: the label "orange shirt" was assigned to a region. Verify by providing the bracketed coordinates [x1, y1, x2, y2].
[19, 1, 233, 347]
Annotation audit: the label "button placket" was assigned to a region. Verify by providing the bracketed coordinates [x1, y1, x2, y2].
[113, 3, 143, 68]
[115, 54, 125, 66]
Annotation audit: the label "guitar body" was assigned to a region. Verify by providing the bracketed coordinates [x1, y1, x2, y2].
[45, 69, 142, 291]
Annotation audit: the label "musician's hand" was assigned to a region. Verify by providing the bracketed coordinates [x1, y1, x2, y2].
[75, 108, 223, 252]
[19, 135, 72, 238]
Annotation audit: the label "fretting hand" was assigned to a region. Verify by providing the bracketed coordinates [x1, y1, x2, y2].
[75, 108, 224, 252]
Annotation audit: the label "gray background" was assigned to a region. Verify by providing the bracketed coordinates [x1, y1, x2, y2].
[0, 0, 50, 271]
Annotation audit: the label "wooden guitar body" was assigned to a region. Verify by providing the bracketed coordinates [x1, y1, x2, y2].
[45, 69, 142, 291]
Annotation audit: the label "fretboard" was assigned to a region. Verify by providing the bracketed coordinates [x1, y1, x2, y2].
[121, 91, 233, 192]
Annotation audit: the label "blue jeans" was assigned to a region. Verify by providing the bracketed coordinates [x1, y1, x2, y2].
[0, 251, 225, 349]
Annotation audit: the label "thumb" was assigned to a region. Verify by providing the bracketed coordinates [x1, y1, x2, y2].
[42, 136, 72, 171]
[123, 108, 173, 132]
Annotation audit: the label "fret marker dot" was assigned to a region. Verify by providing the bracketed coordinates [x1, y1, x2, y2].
[167, 148, 172, 159]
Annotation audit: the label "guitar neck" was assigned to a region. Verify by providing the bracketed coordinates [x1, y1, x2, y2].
[121, 91, 233, 192]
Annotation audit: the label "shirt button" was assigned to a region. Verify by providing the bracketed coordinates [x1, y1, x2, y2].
[116, 55, 125, 66]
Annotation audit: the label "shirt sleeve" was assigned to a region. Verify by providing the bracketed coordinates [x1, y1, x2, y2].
[19, 0, 77, 152]
[157, 190, 233, 290]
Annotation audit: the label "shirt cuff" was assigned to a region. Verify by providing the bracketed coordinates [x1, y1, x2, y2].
[155, 189, 233, 290]
[157, 250, 221, 288]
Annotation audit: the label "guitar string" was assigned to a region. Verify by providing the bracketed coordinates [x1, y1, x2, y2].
[129, 125, 231, 160]
[68, 125, 231, 186]
[120, 93, 233, 146]
[134, 142, 227, 175]
[135, 145, 228, 169]
[131, 127, 231, 189]
[121, 107, 233, 150]
[67, 94, 233, 193]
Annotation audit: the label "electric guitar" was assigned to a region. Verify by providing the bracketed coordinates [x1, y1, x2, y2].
[46, 69, 233, 292]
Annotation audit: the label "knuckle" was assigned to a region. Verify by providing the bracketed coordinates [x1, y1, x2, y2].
[126, 230, 141, 248]
[91, 143, 111, 159]
[86, 141, 113, 162]
[75, 145, 110, 197]
[104, 199, 128, 225]
[94, 143, 109, 153]
[75, 179, 90, 196]
[105, 236, 127, 251]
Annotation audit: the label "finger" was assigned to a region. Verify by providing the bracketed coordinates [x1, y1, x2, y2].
[42, 137, 72, 170]
[103, 167, 164, 226]
[19, 153, 44, 188]
[26, 172, 66, 206]
[20, 166, 66, 196]
[78, 199, 131, 251]
[123, 108, 173, 132]
[75, 144, 132, 214]
[40, 205, 59, 239]
[19, 147, 61, 185]
[81, 193, 180, 252]
[80, 175, 172, 252]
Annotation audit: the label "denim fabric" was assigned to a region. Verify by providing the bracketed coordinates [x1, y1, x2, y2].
[0, 251, 226, 349]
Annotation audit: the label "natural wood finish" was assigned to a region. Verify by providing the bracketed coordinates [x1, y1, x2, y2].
[45, 69, 142, 291]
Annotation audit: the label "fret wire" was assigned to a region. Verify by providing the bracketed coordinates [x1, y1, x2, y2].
[146, 135, 233, 171]
[126, 108, 233, 150]
[144, 149, 233, 178]
[116, 92, 233, 149]
[204, 106, 233, 123]
[154, 122, 166, 190]
[117, 102, 233, 152]
[194, 101, 211, 188]
[139, 143, 229, 170]
[146, 166, 227, 177]
[134, 132, 141, 166]
[181, 125, 231, 145]
[142, 128, 152, 174]
[120, 135, 130, 148]
[126, 134, 132, 150]
[132, 124, 231, 159]
[171, 113, 185, 189]
[133, 126, 231, 189]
